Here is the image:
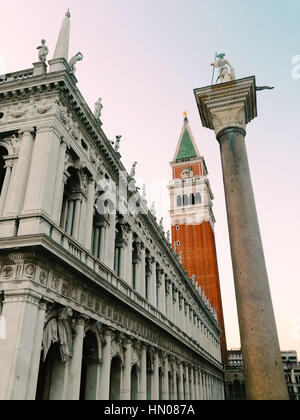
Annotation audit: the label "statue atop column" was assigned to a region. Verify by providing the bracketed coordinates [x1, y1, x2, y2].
[69, 52, 83, 73]
[37, 39, 49, 63]
[211, 53, 236, 84]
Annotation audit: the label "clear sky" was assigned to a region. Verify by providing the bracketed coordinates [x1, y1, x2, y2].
[1, 0, 300, 356]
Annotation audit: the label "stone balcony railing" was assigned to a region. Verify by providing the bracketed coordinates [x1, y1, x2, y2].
[0, 212, 222, 368]
[0, 69, 34, 85]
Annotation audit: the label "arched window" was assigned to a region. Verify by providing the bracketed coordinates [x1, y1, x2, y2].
[0, 146, 9, 216]
[145, 257, 150, 302]
[0, 146, 8, 195]
[195, 192, 201, 204]
[176, 195, 182, 207]
[189, 193, 195, 205]
[92, 213, 104, 260]
[183, 194, 189, 206]
[60, 167, 81, 238]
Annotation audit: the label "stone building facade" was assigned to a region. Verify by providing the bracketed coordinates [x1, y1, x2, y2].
[225, 349, 300, 400]
[0, 12, 224, 400]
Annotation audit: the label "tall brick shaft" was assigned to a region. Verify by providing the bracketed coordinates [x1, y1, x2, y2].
[194, 76, 288, 400]
[168, 115, 228, 366]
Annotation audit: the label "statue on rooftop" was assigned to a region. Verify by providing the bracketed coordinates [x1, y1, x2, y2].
[130, 162, 138, 178]
[37, 39, 49, 63]
[69, 52, 83, 73]
[115, 135, 121, 153]
[94, 98, 103, 119]
[211, 53, 236, 84]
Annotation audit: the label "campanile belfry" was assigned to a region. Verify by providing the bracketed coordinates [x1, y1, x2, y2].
[169, 114, 227, 365]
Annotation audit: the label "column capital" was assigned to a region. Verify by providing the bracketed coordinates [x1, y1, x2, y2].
[194, 76, 257, 137]
[18, 127, 35, 136]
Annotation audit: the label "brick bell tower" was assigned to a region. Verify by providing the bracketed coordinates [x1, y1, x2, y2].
[168, 113, 227, 365]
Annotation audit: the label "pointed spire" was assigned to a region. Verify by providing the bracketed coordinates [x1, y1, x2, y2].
[53, 10, 71, 61]
[172, 112, 201, 162]
[49, 10, 71, 73]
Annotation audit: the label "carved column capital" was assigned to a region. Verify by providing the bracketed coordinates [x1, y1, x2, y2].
[18, 127, 35, 136]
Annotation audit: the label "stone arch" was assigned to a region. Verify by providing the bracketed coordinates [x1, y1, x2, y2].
[131, 364, 139, 400]
[176, 195, 182, 207]
[80, 330, 100, 400]
[36, 342, 66, 400]
[109, 355, 122, 400]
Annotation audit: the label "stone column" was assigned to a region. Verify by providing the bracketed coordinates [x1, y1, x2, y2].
[25, 299, 50, 400]
[162, 355, 169, 400]
[152, 350, 159, 400]
[150, 258, 157, 307]
[121, 339, 132, 400]
[72, 198, 82, 241]
[21, 125, 61, 217]
[172, 365, 178, 400]
[104, 213, 116, 270]
[139, 244, 146, 296]
[0, 161, 13, 216]
[139, 345, 147, 400]
[98, 328, 112, 400]
[190, 367, 195, 400]
[194, 76, 288, 400]
[52, 139, 67, 224]
[178, 362, 184, 400]
[184, 364, 190, 400]
[0, 291, 44, 400]
[123, 227, 133, 285]
[4, 127, 35, 217]
[83, 179, 96, 249]
[66, 316, 87, 400]
[194, 369, 200, 400]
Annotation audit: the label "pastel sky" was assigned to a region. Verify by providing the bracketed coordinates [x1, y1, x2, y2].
[1, 0, 300, 356]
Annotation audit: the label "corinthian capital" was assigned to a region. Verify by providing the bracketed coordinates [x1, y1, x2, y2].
[211, 105, 246, 137]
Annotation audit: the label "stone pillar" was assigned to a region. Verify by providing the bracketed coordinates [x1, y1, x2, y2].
[21, 125, 61, 217]
[184, 364, 190, 400]
[25, 299, 50, 400]
[66, 316, 87, 400]
[162, 355, 169, 400]
[194, 76, 288, 400]
[178, 362, 184, 400]
[194, 369, 200, 400]
[0, 291, 44, 400]
[172, 365, 178, 400]
[98, 328, 112, 400]
[0, 161, 13, 216]
[104, 213, 116, 270]
[153, 350, 159, 400]
[139, 345, 147, 400]
[199, 371, 204, 400]
[150, 258, 157, 307]
[139, 244, 146, 296]
[83, 180, 96, 249]
[121, 339, 132, 400]
[123, 227, 133, 285]
[4, 127, 35, 217]
[72, 198, 82, 241]
[190, 367, 195, 400]
[52, 139, 67, 224]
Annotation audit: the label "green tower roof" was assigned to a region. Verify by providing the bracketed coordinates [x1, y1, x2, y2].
[175, 119, 197, 161]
